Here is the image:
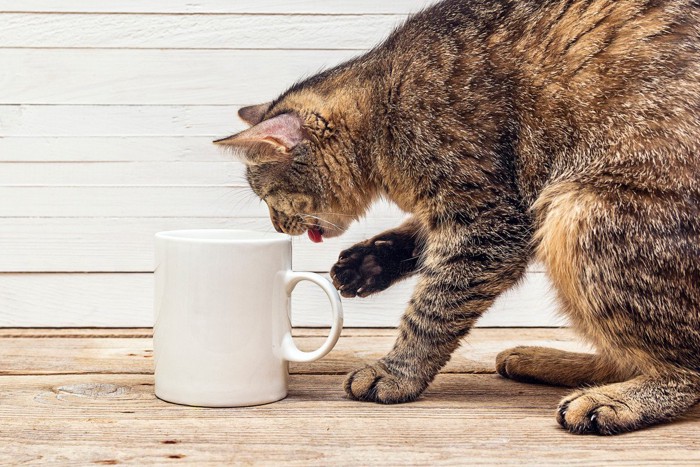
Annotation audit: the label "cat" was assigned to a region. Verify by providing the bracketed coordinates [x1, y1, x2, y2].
[214, 0, 700, 435]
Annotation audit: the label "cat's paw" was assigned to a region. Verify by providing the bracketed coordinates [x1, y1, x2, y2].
[344, 361, 426, 404]
[496, 346, 533, 381]
[557, 389, 640, 435]
[496, 346, 549, 384]
[330, 240, 393, 298]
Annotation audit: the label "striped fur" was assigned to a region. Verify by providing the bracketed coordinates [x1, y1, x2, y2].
[217, 0, 700, 434]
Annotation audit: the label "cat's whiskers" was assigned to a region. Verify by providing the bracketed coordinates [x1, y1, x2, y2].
[213, 187, 259, 217]
[300, 214, 346, 232]
[311, 211, 356, 218]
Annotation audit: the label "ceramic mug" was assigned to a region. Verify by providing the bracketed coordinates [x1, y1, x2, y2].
[153, 229, 343, 407]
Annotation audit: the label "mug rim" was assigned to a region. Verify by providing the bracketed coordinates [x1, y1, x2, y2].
[155, 229, 291, 244]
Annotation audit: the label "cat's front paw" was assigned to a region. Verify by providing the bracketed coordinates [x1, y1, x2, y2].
[330, 240, 393, 298]
[557, 389, 640, 435]
[344, 361, 426, 404]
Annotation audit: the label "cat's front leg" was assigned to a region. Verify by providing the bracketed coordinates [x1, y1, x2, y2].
[345, 216, 530, 403]
[330, 217, 424, 298]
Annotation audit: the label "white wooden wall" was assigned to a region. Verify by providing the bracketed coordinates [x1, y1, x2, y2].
[0, 0, 564, 327]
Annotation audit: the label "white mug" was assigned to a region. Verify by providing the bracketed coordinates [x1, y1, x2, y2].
[153, 229, 343, 407]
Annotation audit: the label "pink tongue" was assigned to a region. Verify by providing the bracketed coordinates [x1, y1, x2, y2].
[308, 228, 323, 243]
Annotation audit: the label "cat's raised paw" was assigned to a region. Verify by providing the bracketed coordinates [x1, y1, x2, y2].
[557, 389, 640, 435]
[330, 240, 392, 298]
[344, 361, 426, 404]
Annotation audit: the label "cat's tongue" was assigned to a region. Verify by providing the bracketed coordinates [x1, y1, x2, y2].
[307, 227, 323, 244]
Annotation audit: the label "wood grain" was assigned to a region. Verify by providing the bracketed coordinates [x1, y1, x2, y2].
[0, 0, 559, 331]
[293, 272, 562, 327]
[0, 0, 436, 15]
[0, 199, 405, 272]
[0, 218, 271, 272]
[0, 273, 564, 327]
[0, 137, 228, 162]
[0, 186, 265, 217]
[0, 328, 584, 376]
[0, 49, 361, 105]
[0, 216, 404, 272]
[0, 105, 239, 137]
[0, 187, 408, 217]
[0, 274, 151, 327]
[0, 161, 247, 186]
[0, 327, 393, 338]
[0, 374, 698, 465]
[1, 328, 696, 464]
[0, 13, 403, 50]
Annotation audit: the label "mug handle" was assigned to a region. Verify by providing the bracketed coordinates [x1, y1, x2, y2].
[280, 271, 344, 363]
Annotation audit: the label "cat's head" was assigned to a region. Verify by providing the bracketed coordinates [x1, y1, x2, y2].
[214, 83, 377, 242]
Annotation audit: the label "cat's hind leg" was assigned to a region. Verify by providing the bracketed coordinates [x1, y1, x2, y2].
[557, 373, 700, 435]
[533, 180, 700, 433]
[496, 346, 632, 387]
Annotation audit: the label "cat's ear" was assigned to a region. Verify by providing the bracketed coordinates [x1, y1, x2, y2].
[213, 113, 303, 154]
[238, 102, 271, 126]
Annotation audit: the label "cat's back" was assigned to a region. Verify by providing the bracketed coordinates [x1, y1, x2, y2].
[517, 0, 700, 102]
[393, 0, 699, 136]
[379, 0, 699, 199]
[482, 0, 700, 193]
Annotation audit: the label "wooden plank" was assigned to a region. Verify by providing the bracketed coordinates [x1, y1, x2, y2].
[0, 209, 423, 271]
[0, 328, 395, 338]
[0, 216, 404, 272]
[0, 373, 698, 465]
[0, 49, 361, 105]
[0, 201, 403, 272]
[293, 272, 564, 327]
[0, 0, 436, 14]
[0, 328, 155, 338]
[0, 187, 406, 218]
[0, 186, 266, 217]
[0, 161, 246, 186]
[0, 272, 564, 328]
[0, 328, 584, 376]
[0, 218, 273, 272]
[0, 137, 230, 162]
[0, 14, 403, 50]
[0, 105, 239, 137]
[0, 274, 150, 327]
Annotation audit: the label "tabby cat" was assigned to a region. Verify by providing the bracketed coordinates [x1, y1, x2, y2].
[215, 0, 700, 435]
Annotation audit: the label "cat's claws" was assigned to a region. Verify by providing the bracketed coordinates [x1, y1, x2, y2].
[557, 389, 639, 435]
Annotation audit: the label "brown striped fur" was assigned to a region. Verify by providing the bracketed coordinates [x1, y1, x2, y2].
[215, 0, 700, 434]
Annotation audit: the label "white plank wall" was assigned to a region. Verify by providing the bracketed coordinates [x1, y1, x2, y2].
[0, 0, 562, 327]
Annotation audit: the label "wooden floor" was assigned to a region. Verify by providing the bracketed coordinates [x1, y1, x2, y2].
[1, 328, 699, 465]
